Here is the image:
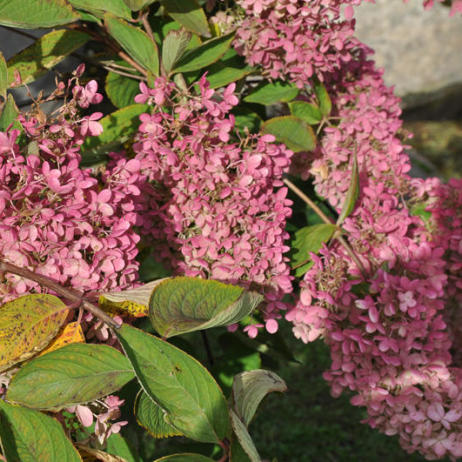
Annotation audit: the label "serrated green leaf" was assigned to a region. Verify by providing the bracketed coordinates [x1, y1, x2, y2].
[70, 0, 131, 19]
[202, 49, 253, 89]
[0, 51, 7, 99]
[173, 33, 234, 73]
[123, 0, 156, 11]
[0, 0, 79, 28]
[82, 103, 148, 152]
[231, 370, 287, 427]
[162, 29, 192, 74]
[261, 116, 316, 152]
[0, 400, 81, 462]
[154, 454, 215, 462]
[314, 81, 332, 116]
[149, 277, 263, 338]
[291, 223, 337, 271]
[288, 101, 322, 125]
[244, 81, 298, 106]
[116, 325, 230, 443]
[160, 0, 211, 37]
[0, 294, 68, 372]
[0, 93, 19, 131]
[135, 390, 182, 438]
[337, 153, 359, 225]
[6, 344, 134, 410]
[105, 71, 141, 108]
[105, 14, 159, 75]
[230, 410, 261, 462]
[7, 29, 90, 86]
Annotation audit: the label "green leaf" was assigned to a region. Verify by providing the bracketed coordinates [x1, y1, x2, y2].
[230, 438, 252, 462]
[231, 370, 287, 427]
[261, 116, 316, 152]
[0, 294, 68, 372]
[233, 106, 261, 134]
[288, 101, 322, 125]
[314, 81, 332, 116]
[202, 49, 253, 89]
[337, 153, 359, 225]
[0, 400, 81, 462]
[105, 14, 159, 75]
[173, 33, 234, 74]
[291, 223, 337, 272]
[106, 433, 141, 462]
[123, 0, 156, 11]
[69, 0, 131, 19]
[160, 0, 211, 37]
[0, 0, 79, 28]
[0, 51, 7, 99]
[7, 29, 90, 86]
[244, 81, 298, 106]
[149, 276, 263, 338]
[6, 343, 134, 410]
[162, 29, 192, 74]
[135, 390, 182, 438]
[116, 324, 230, 443]
[230, 410, 261, 462]
[410, 202, 432, 222]
[154, 454, 215, 462]
[0, 93, 19, 131]
[82, 103, 148, 152]
[105, 71, 141, 108]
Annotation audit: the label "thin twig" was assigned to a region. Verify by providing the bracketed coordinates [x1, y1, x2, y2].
[117, 50, 148, 77]
[0, 260, 121, 329]
[102, 65, 146, 80]
[141, 12, 155, 43]
[283, 178, 368, 279]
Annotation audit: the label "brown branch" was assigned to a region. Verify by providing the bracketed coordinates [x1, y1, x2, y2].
[283, 178, 368, 279]
[0, 260, 121, 329]
[117, 50, 148, 77]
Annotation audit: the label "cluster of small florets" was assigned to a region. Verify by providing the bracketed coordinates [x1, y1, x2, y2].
[130, 76, 294, 332]
[0, 75, 140, 302]
[234, 0, 370, 87]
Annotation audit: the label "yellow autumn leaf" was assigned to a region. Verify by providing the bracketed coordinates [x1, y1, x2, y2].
[98, 279, 168, 318]
[0, 294, 68, 372]
[39, 321, 85, 356]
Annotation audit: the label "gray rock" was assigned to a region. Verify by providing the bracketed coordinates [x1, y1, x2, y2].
[353, 0, 462, 107]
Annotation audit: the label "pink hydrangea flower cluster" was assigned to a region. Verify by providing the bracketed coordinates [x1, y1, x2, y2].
[0, 78, 140, 303]
[129, 76, 294, 332]
[234, 0, 371, 87]
[285, 40, 462, 461]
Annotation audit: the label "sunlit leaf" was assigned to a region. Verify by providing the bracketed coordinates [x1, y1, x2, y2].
[106, 433, 141, 462]
[7, 343, 134, 410]
[173, 33, 234, 73]
[0, 51, 7, 99]
[105, 14, 159, 75]
[0, 400, 81, 461]
[337, 153, 359, 225]
[160, 0, 211, 37]
[135, 390, 182, 438]
[244, 81, 298, 106]
[231, 370, 287, 427]
[149, 277, 263, 338]
[116, 325, 230, 443]
[288, 101, 322, 125]
[0, 294, 68, 372]
[162, 29, 192, 74]
[123, 0, 156, 11]
[0, 0, 80, 28]
[313, 81, 332, 116]
[38, 321, 85, 357]
[0, 93, 19, 131]
[261, 116, 316, 152]
[105, 70, 141, 108]
[7, 29, 90, 86]
[99, 279, 168, 318]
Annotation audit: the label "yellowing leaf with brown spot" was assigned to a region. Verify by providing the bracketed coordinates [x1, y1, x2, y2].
[39, 321, 85, 356]
[0, 294, 68, 372]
